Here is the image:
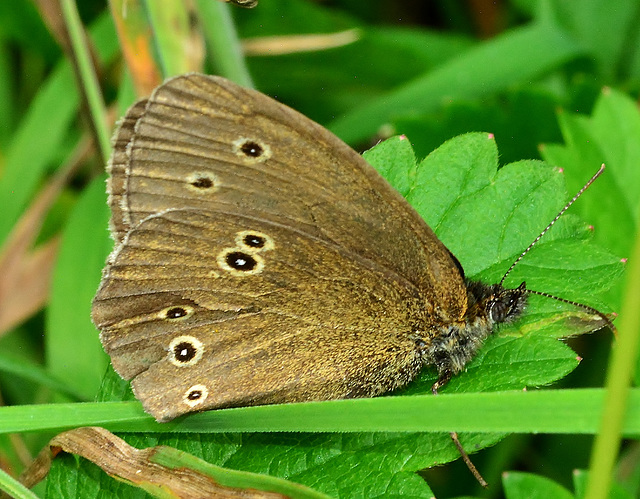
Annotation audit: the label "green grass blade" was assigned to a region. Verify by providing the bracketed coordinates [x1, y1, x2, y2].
[585, 229, 640, 498]
[195, 0, 254, 87]
[329, 21, 583, 144]
[0, 467, 39, 499]
[3, 389, 640, 435]
[59, 0, 110, 163]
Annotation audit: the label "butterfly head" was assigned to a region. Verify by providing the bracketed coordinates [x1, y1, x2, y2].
[464, 279, 528, 328]
[487, 282, 528, 325]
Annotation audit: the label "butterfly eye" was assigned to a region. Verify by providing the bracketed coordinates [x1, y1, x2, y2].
[488, 284, 527, 324]
[232, 138, 272, 163]
[169, 335, 204, 367]
[183, 384, 208, 407]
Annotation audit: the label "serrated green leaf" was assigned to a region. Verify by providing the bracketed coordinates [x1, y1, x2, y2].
[363, 135, 416, 197]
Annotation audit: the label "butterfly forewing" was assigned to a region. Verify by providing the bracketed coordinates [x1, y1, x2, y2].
[107, 99, 148, 244]
[106, 74, 467, 321]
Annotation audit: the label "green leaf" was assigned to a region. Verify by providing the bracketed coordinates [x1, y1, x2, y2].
[548, 0, 639, 81]
[145, 0, 203, 77]
[573, 469, 635, 499]
[541, 87, 640, 259]
[502, 471, 573, 499]
[7, 388, 640, 435]
[362, 135, 416, 197]
[244, 24, 473, 125]
[392, 88, 563, 168]
[0, 466, 39, 499]
[45, 175, 111, 400]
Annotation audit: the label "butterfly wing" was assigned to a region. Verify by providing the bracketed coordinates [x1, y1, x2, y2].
[105, 74, 467, 321]
[93, 209, 430, 421]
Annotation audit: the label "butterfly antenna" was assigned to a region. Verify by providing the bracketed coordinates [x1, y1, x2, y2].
[527, 288, 617, 336]
[499, 164, 606, 287]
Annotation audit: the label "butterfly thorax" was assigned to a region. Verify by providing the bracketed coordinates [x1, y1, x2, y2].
[424, 280, 528, 381]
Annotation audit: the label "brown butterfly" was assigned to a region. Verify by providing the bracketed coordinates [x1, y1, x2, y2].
[92, 74, 612, 431]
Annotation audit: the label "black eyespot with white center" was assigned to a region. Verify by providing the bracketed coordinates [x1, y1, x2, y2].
[232, 138, 271, 163]
[183, 384, 208, 407]
[160, 305, 194, 321]
[243, 234, 266, 248]
[186, 172, 217, 193]
[168, 335, 204, 367]
[217, 246, 265, 275]
[226, 251, 256, 271]
[240, 141, 264, 158]
[173, 341, 197, 363]
[235, 230, 275, 253]
[187, 390, 202, 400]
[166, 307, 188, 319]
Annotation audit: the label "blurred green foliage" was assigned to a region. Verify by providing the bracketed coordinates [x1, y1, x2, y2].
[1, 0, 639, 498]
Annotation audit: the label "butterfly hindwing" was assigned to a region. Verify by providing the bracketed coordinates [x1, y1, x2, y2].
[93, 209, 430, 421]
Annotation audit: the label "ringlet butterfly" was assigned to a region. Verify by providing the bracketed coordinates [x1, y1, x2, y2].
[92, 74, 612, 429]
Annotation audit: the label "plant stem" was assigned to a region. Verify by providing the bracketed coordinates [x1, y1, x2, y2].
[59, 0, 111, 163]
[195, 0, 254, 88]
[585, 236, 639, 498]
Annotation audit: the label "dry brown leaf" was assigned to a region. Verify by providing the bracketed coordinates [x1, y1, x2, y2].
[21, 427, 290, 498]
[31, 0, 72, 55]
[0, 139, 91, 336]
[0, 238, 59, 334]
[242, 29, 360, 56]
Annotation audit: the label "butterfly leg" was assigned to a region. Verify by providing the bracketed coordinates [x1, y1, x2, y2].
[431, 371, 488, 488]
[431, 370, 452, 395]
